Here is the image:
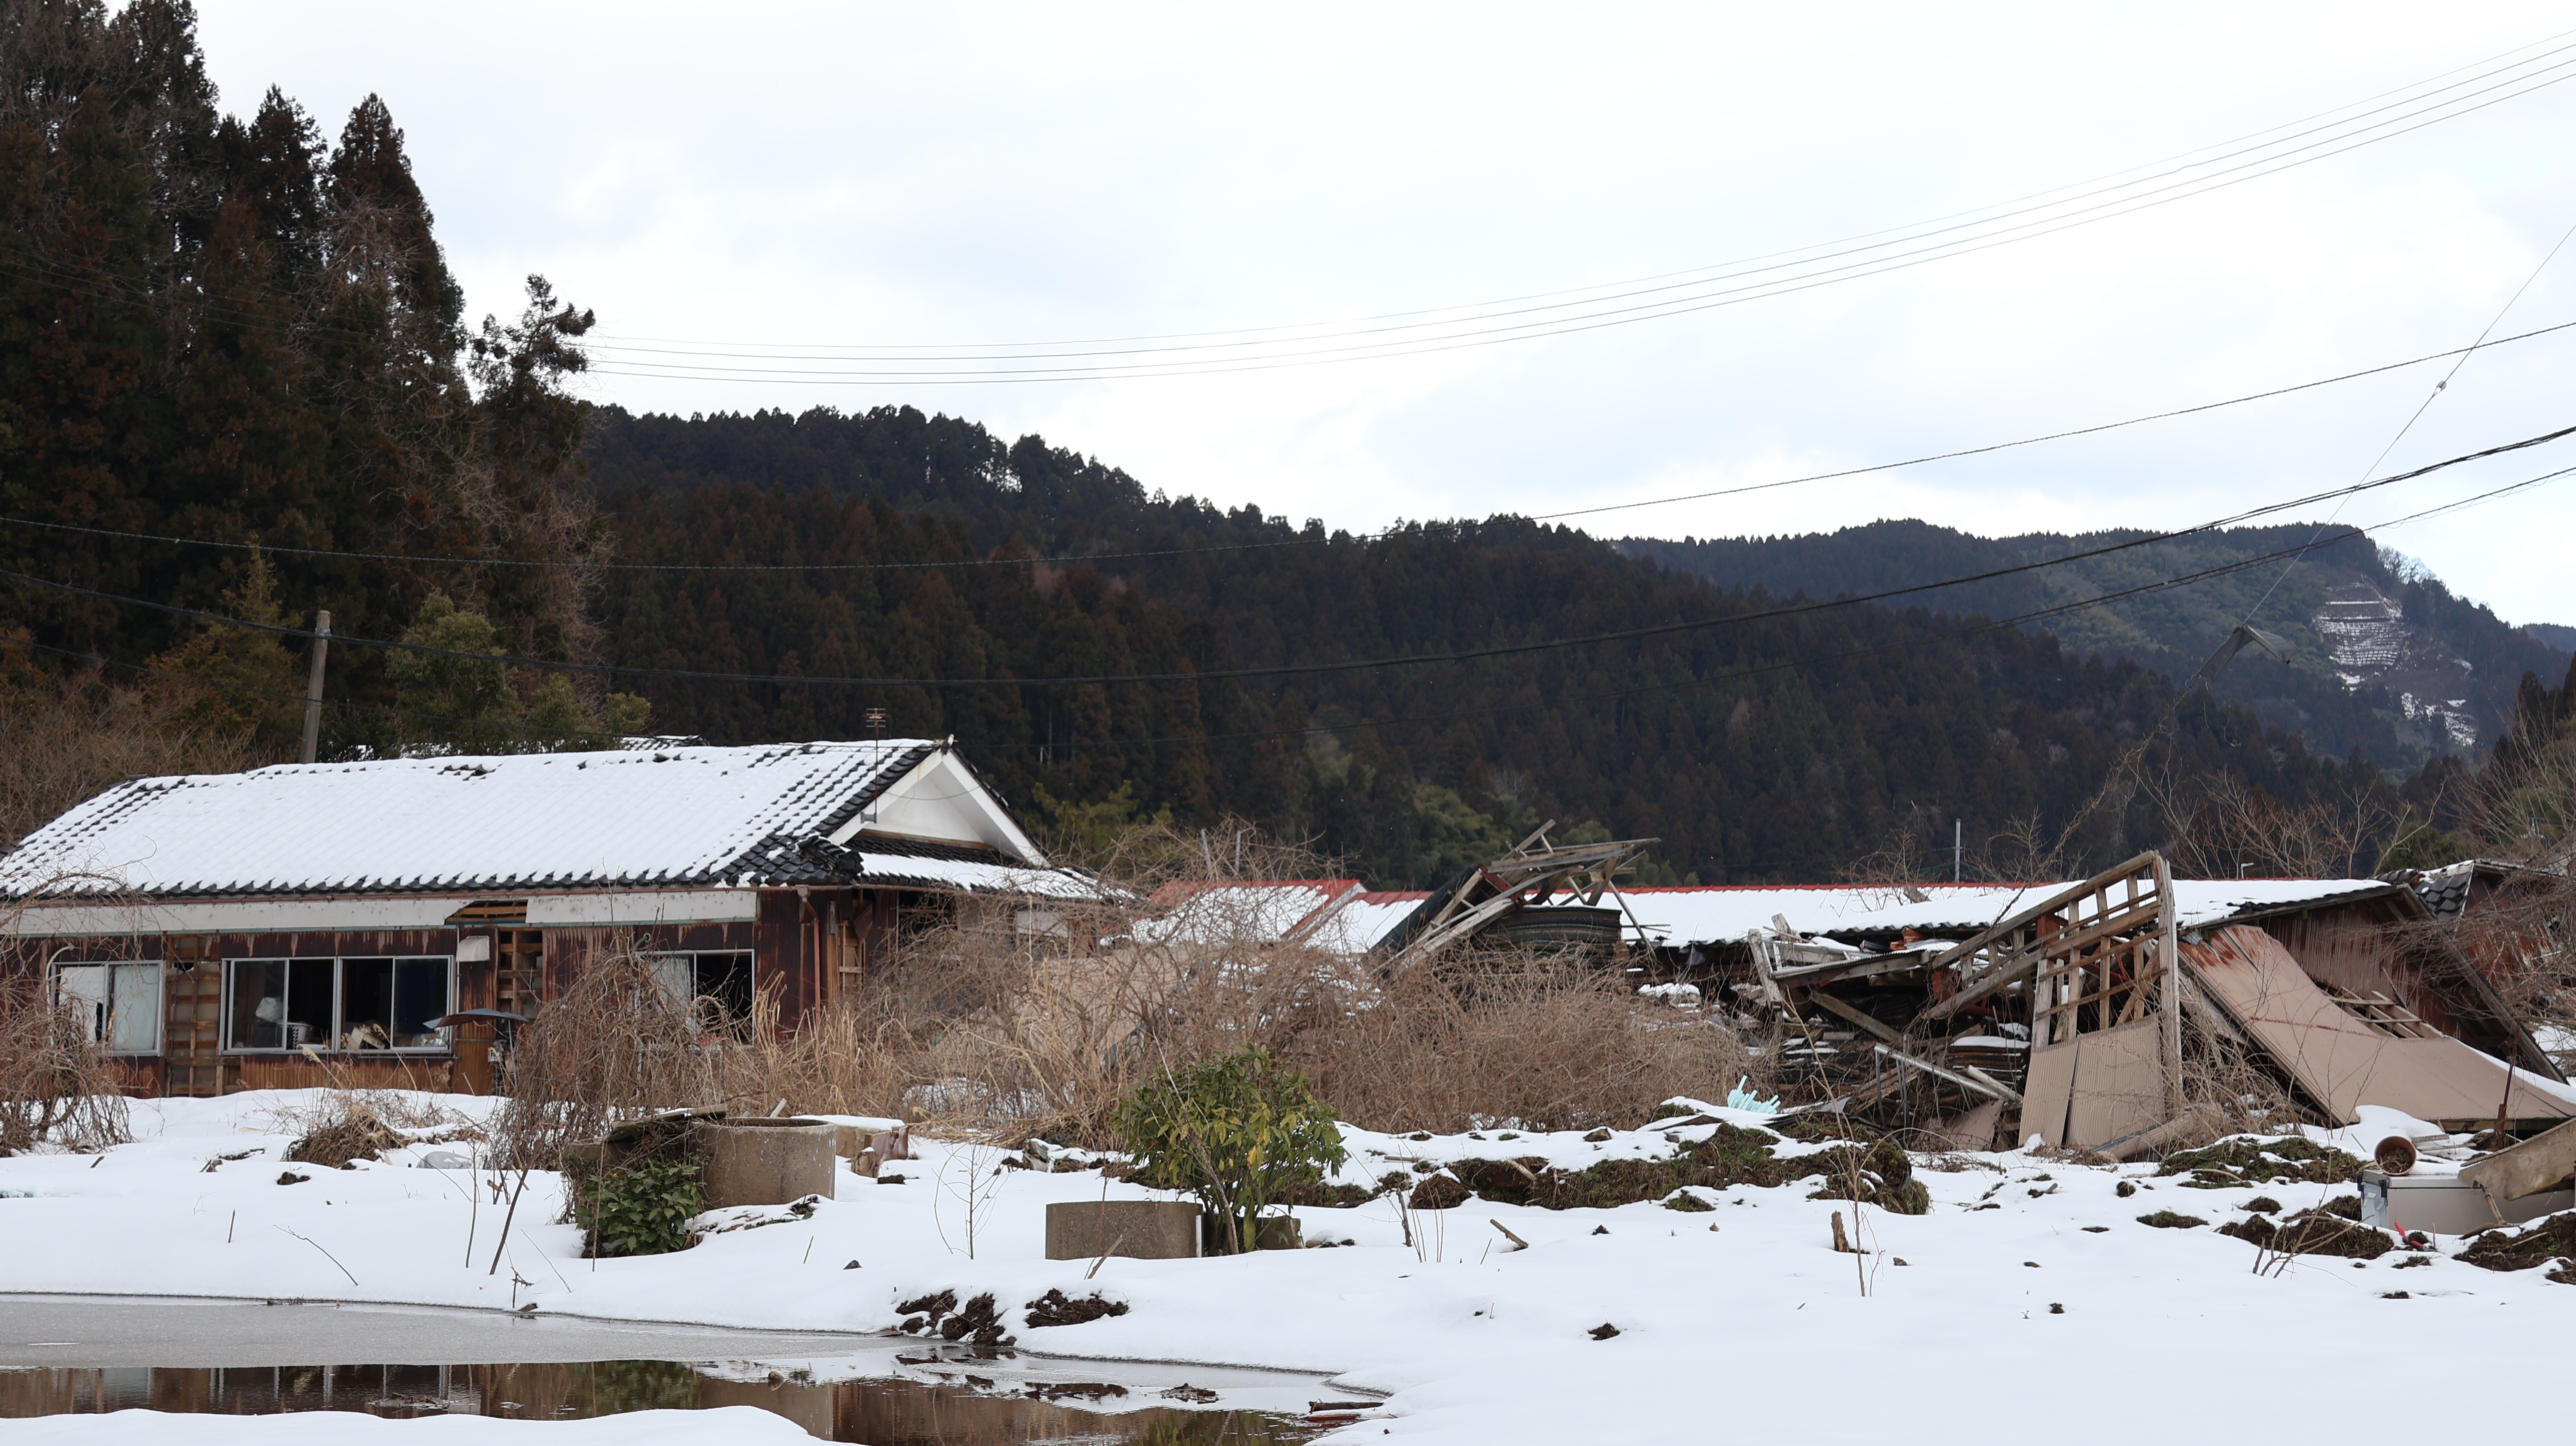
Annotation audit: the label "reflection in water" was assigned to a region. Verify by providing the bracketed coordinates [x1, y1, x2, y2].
[0, 1359, 1320, 1443]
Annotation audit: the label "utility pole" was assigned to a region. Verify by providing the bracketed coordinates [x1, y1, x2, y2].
[298, 610, 330, 765]
[1953, 820, 1962, 883]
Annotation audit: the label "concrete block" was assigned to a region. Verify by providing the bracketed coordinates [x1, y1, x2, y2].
[1046, 1200, 1200, 1261]
[690, 1117, 838, 1208]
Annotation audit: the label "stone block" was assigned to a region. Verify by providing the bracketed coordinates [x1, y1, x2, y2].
[1045, 1200, 1201, 1261]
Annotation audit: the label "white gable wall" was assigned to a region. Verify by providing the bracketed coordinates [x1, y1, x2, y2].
[832, 748, 1048, 865]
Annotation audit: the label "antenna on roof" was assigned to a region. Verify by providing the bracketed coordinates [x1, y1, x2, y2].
[863, 708, 887, 741]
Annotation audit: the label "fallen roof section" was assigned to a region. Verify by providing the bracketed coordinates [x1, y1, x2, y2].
[2182, 924, 2576, 1127]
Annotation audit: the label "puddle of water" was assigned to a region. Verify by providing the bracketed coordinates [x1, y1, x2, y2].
[0, 1356, 1328, 1443]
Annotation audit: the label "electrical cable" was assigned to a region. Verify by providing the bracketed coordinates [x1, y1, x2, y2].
[969, 459, 2576, 756]
[2239, 208, 2576, 628]
[45, 460, 2564, 766]
[8, 421, 2568, 690]
[6, 316, 2571, 573]
[574, 48, 2576, 383]
[601, 26, 2576, 355]
[9, 33, 2572, 387]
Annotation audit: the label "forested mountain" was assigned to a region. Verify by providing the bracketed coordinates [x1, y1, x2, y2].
[1620, 523, 2568, 769]
[0, 3, 2523, 889]
[577, 407, 2427, 885]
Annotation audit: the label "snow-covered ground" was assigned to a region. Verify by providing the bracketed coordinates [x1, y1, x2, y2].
[4, 1091, 2570, 1443]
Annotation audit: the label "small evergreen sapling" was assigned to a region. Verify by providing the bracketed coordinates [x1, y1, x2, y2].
[574, 1157, 702, 1258]
[1112, 1046, 1347, 1255]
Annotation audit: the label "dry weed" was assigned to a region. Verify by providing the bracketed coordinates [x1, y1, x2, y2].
[0, 966, 130, 1154]
[489, 932, 727, 1168]
[717, 822, 1769, 1143]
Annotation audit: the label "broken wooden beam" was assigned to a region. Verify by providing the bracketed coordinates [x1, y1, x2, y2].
[1871, 1043, 2021, 1105]
[2459, 1116, 2576, 1202]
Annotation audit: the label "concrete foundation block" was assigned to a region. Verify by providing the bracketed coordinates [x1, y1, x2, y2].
[1045, 1200, 1201, 1261]
[690, 1117, 838, 1208]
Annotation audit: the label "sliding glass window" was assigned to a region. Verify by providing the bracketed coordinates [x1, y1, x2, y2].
[223, 957, 453, 1052]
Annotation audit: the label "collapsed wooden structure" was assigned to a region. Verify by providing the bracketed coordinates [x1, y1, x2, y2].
[1728, 851, 2574, 1152]
[1372, 823, 1653, 969]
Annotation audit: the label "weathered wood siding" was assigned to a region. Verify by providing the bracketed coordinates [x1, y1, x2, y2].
[8, 887, 924, 1097]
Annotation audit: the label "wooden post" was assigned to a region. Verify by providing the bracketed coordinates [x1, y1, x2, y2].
[298, 610, 331, 764]
[2156, 853, 2183, 1114]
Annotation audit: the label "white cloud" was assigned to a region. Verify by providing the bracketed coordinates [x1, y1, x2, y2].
[192, 0, 2576, 625]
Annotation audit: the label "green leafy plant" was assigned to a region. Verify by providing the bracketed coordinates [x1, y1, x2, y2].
[574, 1157, 702, 1258]
[1112, 1046, 1347, 1255]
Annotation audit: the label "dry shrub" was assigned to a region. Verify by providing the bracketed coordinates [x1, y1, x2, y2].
[2169, 1012, 2308, 1144]
[732, 820, 1765, 1143]
[489, 933, 728, 1168]
[0, 966, 130, 1154]
[731, 990, 912, 1123]
[1297, 956, 1755, 1135]
[282, 1096, 399, 1168]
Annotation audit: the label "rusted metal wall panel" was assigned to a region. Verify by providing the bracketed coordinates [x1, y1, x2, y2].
[2257, 908, 2464, 1033]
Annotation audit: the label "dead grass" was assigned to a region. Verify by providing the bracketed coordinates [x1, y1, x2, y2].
[474, 823, 1773, 1153]
[711, 821, 1767, 1145]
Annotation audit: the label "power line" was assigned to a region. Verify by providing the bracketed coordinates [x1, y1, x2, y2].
[13, 640, 616, 741]
[2241, 207, 2576, 629]
[7, 316, 2571, 574]
[10, 422, 2567, 691]
[576, 43, 2576, 383]
[601, 27, 2576, 356]
[11, 32, 2570, 389]
[974, 461, 2576, 756]
[45, 459, 2564, 769]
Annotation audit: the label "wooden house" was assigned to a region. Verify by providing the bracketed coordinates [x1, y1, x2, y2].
[0, 739, 1097, 1096]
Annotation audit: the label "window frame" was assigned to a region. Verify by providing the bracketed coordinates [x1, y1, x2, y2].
[220, 955, 457, 1054]
[648, 950, 757, 1035]
[49, 960, 164, 1056]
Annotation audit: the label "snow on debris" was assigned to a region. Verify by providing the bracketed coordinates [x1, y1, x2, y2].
[1591, 876, 2393, 948]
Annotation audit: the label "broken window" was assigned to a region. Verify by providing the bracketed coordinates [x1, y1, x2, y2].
[337, 958, 453, 1049]
[650, 951, 755, 1030]
[52, 962, 163, 1054]
[223, 957, 453, 1052]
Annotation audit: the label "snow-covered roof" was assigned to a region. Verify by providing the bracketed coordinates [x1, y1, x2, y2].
[1592, 877, 2394, 947]
[1, 739, 1100, 901]
[1324, 890, 1432, 954]
[1133, 881, 1428, 954]
[1139, 880, 1365, 946]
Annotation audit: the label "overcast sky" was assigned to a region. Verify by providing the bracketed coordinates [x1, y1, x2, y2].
[193, 3, 2576, 629]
